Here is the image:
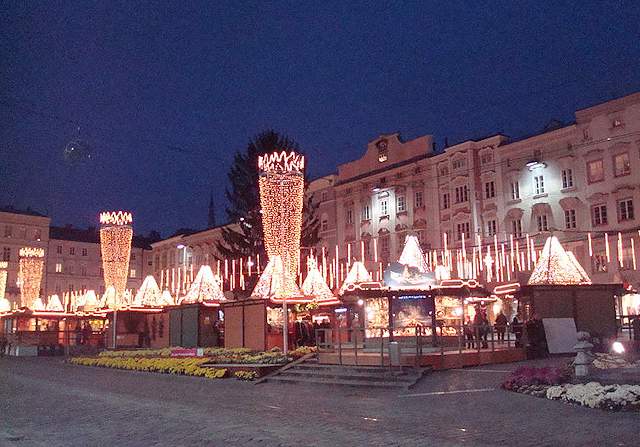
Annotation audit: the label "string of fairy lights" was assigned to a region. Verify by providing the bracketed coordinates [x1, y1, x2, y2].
[18, 247, 45, 308]
[99, 211, 134, 307]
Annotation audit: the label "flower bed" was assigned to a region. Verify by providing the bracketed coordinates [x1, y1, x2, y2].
[547, 382, 640, 411]
[70, 357, 227, 379]
[96, 346, 316, 365]
[501, 366, 572, 396]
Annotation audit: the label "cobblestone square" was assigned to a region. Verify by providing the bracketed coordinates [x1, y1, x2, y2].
[1, 358, 638, 446]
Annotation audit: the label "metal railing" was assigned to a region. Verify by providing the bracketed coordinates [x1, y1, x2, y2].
[314, 323, 525, 367]
[617, 314, 640, 341]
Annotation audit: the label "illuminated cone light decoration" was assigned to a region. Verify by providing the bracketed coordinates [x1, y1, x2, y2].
[99, 211, 133, 308]
[18, 247, 45, 308]
[46, 294, 64, 312]
[0, 261, 9, 311]
[254, 151, 306, 300]
[302, 257, 339, 305]
[252, 255, 303, 301]
[181, 265, 226, 304]
[398, 234, 429, 272]
[528, 236, 591, 285]
[339, 261, 372, 295]
[133, 275, 162, 307]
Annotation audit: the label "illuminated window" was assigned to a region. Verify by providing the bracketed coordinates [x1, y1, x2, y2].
[592, 204, 608, 226]
[69, 247, 75, 255]
[414, 191, 423, 208]
[377, 140, 388, 163]
[510, 182, 520, 200]
[56, 245, 62, 254]
[564, 209, 576, 229]
[362, 204, 371, 220]
[55, 263, 62, 273]
[587, 159, 604, 183]
[380, 200, 388, 216]
[618, 198, 634, 221]
[396, 195, 406, 213]
[346, 208, 353, 225]
[612, 118, 623, 128]
[562, 169, 574, 188]
[511, 219, 522, 238]
[614, 153, 630, 177]
[321, 218, 328, 232]
[82, 248, 87, 256]
[442, 192, 450, 209]
[536, 215, 549, 232]
[456, 222, 471, 240]
[487, 220, 497, 237]
[130, 269, 136, 278]
[455, 185, 469, 203]
[534, 175, 545, 195]
[485, 181, 495, 199]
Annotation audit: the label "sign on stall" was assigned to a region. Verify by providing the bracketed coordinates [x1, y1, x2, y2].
[170, 347, 204, 357]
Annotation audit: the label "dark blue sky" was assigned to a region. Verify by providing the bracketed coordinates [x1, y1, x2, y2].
[2, 1, 640, 236]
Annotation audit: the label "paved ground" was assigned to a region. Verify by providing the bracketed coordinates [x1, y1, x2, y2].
[1, 357, 638, 447]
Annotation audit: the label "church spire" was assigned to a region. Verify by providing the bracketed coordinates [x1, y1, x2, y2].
[207, 191, 216, 228]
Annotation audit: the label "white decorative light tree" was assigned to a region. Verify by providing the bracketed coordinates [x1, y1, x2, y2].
[46, 294, 64, 312]
[18, 247, 45, 308]
[99, 211, 133, 308]
[181, 265, 225, 304]
[398, 234, 429, 272]
[302, 257, 339, 304]
[133, 275, 162, 307]
[339, 261, 372, 295]
[528, 236, 591, 285]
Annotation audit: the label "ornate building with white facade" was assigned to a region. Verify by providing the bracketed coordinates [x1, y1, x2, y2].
[143, 91, 640, 288]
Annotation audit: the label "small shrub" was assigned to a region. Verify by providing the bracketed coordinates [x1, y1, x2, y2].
[234, 370, 258, 381]
[502, 366, 572, 391]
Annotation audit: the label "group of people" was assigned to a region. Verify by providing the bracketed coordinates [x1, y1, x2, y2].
[463, 310, 523, 349]
[74, 322, 93, 345]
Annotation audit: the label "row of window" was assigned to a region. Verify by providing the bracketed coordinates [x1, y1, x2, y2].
[54, 244, 137, 260]
[471, 198, 636, 239]
[338, 191, 425, 229]
[3, 226, 43, 241]
[53, 263, 137, 278]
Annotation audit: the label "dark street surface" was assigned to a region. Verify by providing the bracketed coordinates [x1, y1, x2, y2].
[1, 357, 638, 446]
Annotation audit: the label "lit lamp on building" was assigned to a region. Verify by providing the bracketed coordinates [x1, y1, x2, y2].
[99, 211, 133, 308]
[18, 247, 45, 309]
[257, 150, 305, 353]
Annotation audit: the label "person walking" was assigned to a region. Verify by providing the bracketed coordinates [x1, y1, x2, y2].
[495, 311, 508, 342]
[511, 316, 523, 347]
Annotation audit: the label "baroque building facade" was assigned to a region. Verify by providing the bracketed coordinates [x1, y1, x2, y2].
[144, 91, 640, 289]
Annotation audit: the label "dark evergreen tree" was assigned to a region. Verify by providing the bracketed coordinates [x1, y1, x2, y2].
[216, 130, 321, 260]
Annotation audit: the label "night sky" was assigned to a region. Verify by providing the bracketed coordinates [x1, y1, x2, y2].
[2, 1, 640, 236]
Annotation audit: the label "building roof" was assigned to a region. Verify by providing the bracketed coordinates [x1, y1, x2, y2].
[0, 205, 48, 218]
[49, 225, 154, 249]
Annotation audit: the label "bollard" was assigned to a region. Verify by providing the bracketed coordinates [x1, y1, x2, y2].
[573, 331, 594, 378]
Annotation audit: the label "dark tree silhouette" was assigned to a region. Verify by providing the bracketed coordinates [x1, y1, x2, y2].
[216, 130, 320, 261]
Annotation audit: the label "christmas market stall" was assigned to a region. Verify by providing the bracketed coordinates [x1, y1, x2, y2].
[516, 236, 623, 343]
[168, 265, 225, 348]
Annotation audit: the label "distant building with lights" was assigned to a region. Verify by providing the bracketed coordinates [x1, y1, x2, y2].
[144, 91, 640, 288]
[0, 208, 150, 307]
